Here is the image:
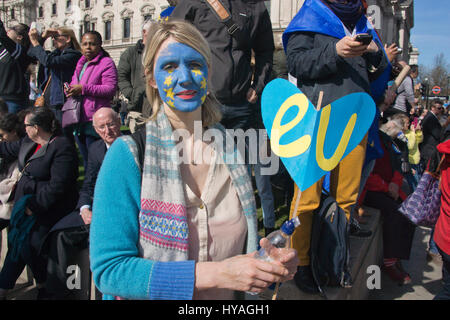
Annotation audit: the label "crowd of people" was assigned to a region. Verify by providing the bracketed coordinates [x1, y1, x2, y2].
[0, 0, 449, 301]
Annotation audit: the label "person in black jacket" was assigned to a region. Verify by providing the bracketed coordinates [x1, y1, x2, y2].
[44, 107, 122, 299]
[27, 26, 82, 137]
[117, 19, 156, 132]
[0, 19, 33, 113]
[171, 0, 274, 130]
[420, 100, 444, 169]
[0, 107, 79, 300]
[284, 0, 388, 294]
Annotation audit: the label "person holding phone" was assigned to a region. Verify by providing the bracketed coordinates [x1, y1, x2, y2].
[282, 0, 389, 294]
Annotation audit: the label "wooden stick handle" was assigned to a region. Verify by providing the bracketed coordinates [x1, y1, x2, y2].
[393, 65, 411, 91]
[272, 90, 325, 300]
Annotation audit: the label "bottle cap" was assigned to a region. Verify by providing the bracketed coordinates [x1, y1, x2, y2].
[281, 216, 301, 235]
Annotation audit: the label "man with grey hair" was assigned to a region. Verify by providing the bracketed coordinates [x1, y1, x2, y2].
[44, 108, 123, 299]
[118, 19, 156, 132]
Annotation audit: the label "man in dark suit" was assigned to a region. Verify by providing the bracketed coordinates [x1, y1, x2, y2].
[420, 100, 444, 170]
[45, 108, 122, 299]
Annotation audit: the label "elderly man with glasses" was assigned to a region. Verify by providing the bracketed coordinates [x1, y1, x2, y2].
[43, 107, 123, 299]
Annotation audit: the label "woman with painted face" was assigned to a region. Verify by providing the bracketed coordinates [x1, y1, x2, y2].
[65, 31, 118, 170]
[28, 26, 82, 130]
[90, 20, 298, 300]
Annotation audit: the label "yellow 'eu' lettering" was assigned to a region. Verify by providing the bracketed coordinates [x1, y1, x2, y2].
[270, 93, 311, 158]
[316, 104, 357, 171]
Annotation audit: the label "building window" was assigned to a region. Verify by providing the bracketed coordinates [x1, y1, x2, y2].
[143, 15, 152, 22]
[10, 8, 15, 20]
[38, 6, 44, 18]
[105, 0, 112, 4]
[84, 21, 91, 33]
[52, 3, 57, 15]
[85, 0, 91, 8]
[67, 0, 72, 11]
[123, 18, 131, 39]
[105, 21, 111, 40]
[91, 23, 96, 31]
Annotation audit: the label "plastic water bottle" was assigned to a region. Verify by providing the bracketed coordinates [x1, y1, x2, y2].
[246, 216, 300, 296]
[256, 216, 300, 261]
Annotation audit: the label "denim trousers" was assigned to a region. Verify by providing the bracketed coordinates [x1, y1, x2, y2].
[434, 245, 450, 300]
[4, 100, 28, 114]
[220, 102, 276, 229]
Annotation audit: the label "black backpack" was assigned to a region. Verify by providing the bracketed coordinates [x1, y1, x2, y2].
[310, 193, 352, 298]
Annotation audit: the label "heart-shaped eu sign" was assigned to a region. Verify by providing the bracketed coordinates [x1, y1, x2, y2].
[262, 78, 376, 192]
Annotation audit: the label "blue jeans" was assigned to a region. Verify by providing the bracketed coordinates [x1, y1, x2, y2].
[4, 100, 28, 114]
[253, 133, 276, 229]
[434, 245, 450, 300]
[429, 227, 439, 254]
[220, 101, 276, 229]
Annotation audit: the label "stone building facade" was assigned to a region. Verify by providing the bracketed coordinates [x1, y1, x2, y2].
[1, 0, 418, 64]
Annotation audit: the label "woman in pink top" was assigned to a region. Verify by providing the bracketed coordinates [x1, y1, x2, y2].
[66, 30, 118, 169]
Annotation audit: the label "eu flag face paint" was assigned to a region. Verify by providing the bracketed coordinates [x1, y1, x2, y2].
[154, 42, 208, 112]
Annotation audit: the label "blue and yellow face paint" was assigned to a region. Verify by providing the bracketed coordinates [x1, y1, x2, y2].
[154, 42, 208, 113]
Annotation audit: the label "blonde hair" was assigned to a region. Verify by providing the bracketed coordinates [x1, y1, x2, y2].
[57, 27, 81, 52]
[380, 115, 406, 138]
[142, 20, 222, 126]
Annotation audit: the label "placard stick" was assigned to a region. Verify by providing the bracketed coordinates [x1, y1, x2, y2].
[393, 65, 411, 91]
[271, 91, 325, 300]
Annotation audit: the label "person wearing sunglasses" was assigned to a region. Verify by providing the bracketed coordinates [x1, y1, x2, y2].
[0, 107, 79, 299]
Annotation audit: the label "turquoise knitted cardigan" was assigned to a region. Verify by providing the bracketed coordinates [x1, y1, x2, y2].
[90, 117, 258, 300]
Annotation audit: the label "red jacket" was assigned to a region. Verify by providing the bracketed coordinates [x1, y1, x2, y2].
[433, 140, 450, 255]
[362, 139, 407, 202]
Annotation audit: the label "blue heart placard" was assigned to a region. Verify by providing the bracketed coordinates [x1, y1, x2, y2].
[261, 78, 376, 192]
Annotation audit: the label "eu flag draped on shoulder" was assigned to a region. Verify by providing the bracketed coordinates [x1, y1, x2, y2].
[283, 0, 392, 164]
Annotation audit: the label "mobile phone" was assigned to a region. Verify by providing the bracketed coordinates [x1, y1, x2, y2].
[355, 33, 373, 45]
[397, 47, 403, 54]
[64, 82, 70, 91]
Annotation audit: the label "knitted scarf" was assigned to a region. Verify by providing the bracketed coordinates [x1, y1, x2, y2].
[122, 109, 258, 262]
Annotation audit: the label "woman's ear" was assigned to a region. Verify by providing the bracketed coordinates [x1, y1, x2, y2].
[145, 69, 158, 89]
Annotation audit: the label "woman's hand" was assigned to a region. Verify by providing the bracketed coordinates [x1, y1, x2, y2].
[195, 240, 298, 294]
[66, 84, 83, 97]
[258, 237, 298, 281]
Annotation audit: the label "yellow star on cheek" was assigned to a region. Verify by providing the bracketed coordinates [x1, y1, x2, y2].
[192, 69, 203, 77]
[166, 99, 175, 108]
[164, 87, 175, 100]
[164, 75, 173, 87]
[200, 77, 206, 90]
